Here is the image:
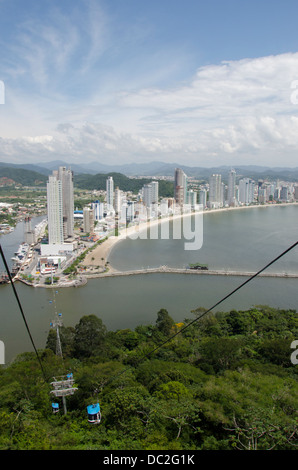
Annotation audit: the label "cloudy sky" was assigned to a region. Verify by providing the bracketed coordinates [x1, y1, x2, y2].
[1, 0, 298, 168]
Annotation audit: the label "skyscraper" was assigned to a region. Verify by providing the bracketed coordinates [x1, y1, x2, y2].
[239, 178, 255, 204]
[83, 207, 94, 234]
[91, 200, 104, 220]
[114, 187, 122, 213]
[106, 176, 114, 209]
[143, 184, 153, 207]
[150, 181, 159, 204]
[142, 181, 159, 207]
[174, 168, 187, 206]
[47, 174, 64, 245]
[57, 166, 74, 239]
[228, 169, 236, 206]
[209, 174, 223, 207]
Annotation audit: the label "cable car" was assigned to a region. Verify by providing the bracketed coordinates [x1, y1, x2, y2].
[87, 403, 101, 424]
[52, 402, 59, 414]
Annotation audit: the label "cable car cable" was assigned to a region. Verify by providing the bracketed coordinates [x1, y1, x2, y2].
[100, 239, 298, 388]
[0, 243, 48, 381]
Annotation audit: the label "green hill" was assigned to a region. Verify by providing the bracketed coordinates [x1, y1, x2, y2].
[0, 167, 47, 186]
[0, 305, 297, 450]
[74, 172, 174, 197]
[0, 166, 174, 197]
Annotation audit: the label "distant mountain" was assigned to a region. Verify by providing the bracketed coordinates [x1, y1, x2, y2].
[1, 160, 298, 184]
[39, 160, 298, 181]
[0, 161, 51, 176]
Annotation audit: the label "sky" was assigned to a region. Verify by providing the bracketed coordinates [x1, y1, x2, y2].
[1, 0, 298, 168]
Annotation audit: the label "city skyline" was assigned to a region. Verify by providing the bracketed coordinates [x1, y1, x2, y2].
[1, 1, 298, 168]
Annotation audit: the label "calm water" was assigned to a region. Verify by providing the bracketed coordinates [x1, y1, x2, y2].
[1, 206, 298, 363]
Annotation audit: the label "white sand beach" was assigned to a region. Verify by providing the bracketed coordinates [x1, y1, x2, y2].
[82, 202, 297, 271]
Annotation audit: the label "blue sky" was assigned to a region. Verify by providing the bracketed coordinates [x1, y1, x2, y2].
[1, 0, 298, 167]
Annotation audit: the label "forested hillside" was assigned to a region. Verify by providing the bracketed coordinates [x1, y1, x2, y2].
[73, 172, 174, 197]
[0, 166, 47, 186]
[0, 305, 297, 450]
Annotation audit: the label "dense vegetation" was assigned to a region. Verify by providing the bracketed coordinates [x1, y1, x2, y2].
[0, 305, 297, 450]
[73, 172, 174, 197]
[0, 166, 174, 198]
[0, 167, 47, 186]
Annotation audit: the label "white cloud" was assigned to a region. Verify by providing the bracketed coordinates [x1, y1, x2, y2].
[1, 52, 298, 166]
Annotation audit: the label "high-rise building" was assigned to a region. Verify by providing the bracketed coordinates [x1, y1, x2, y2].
[24, 217, 35, 244]
[280, 186, 289, 202]
[239, 178, 255, 204]
[106, 176, 114, 209]
[142, 181, 159, 207]
[228, 169, 236, 206]
[126, 201, 135, 222]
[83, 207, 94, 234]
[209, 174, 223, 207]
[114, 187, 122, 213]
[199, 189, 207, 208]
[150, 181, 159, 204]
[143, 184, 153, 207]
[187, 190, 197, 208]
[91, 200, 104, 221]
[47, 174, 64, 245]
[56, 166, 74, 239]
[174, 168, 187, 206]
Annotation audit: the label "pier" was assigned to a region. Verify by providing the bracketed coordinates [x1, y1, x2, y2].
[84, 266, 298, 279]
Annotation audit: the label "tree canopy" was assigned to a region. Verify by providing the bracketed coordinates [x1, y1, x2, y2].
[0, 305, 297, 450]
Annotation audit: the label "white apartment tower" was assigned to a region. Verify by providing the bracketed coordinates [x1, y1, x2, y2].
[150, 181, 159, 204]
[143, 184, 153, 207]
[106, 176, 114, 209]
[209, 174, 223, 207]
[114, 187, 122, 213]
[228, 169, 236, 206]
[142, 181, 159, 207]
[47, 167, 74, 245]
[47, 175, 64, 245]
[174, 168, 187, 206]
[57, 166, 74, 239]
[239, 178, 255, 204]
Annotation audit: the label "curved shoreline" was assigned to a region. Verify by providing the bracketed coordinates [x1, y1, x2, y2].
[10, 202, 297, 289]
[82, 202, 298, 272]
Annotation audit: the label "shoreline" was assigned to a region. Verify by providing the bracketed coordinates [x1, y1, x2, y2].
[8, 201, 297, 289]
[82, 202, 297, 272]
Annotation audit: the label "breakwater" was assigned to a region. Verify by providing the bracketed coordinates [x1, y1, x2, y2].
[84, 266, 298, 279]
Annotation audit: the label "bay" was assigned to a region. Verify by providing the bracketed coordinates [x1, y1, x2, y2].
[1, 205, 298, 364]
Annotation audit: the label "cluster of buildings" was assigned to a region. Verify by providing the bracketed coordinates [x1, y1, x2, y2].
[201, 169, 298, 209]
[36, 165, 298, 276]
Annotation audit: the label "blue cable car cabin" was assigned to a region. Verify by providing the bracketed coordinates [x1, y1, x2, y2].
[52, 402, 59, 413]
[87, 403, 101, 424]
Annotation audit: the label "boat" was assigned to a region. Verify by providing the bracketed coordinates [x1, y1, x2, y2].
[13, 243, 29, 260]
[0, 272, 9, 284]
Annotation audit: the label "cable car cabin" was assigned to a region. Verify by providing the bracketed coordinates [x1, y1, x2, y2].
[87, 403, 101, 424]
[52, 402, 59, 414]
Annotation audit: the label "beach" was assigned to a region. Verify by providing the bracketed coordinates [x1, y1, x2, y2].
[82, 202, 297, 271]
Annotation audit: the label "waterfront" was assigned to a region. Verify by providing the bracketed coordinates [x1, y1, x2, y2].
[1, 205, 298, 363]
